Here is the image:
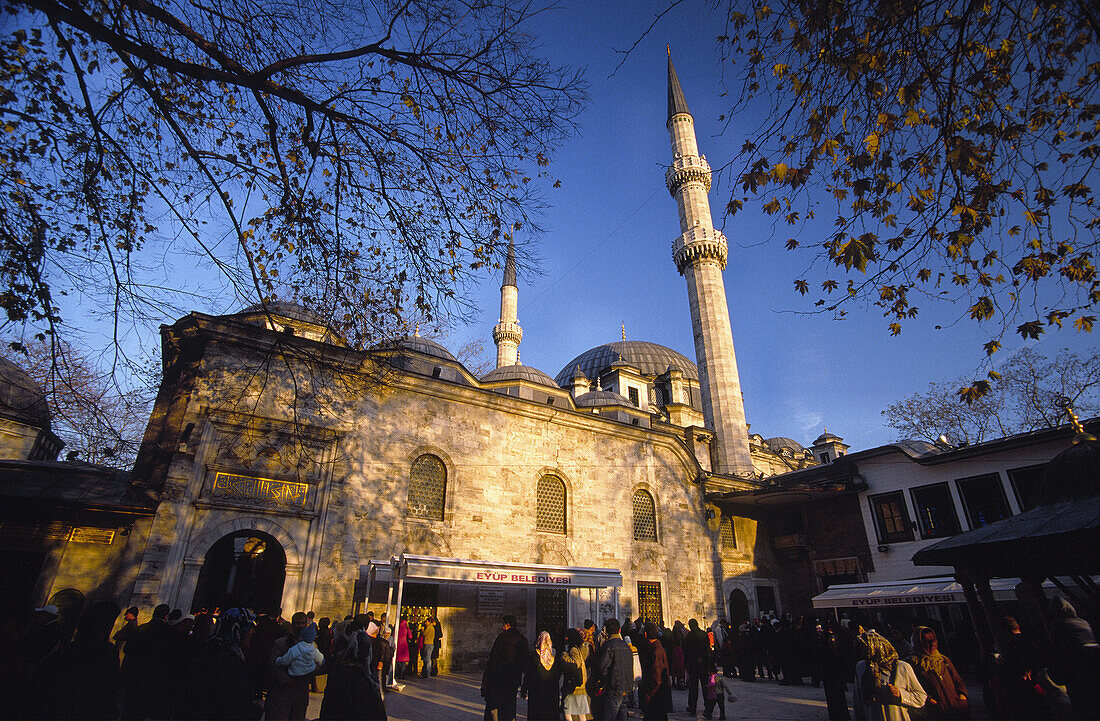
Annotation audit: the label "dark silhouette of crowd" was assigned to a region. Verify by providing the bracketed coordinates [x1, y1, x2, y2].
[1, 601, 388, 721]
[480, 600, 1097, 721]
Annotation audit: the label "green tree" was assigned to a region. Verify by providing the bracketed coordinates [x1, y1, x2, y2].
[1, 0, 585, 350]
[712, 0, 1098, 396]
[882, 347, 1099, 444]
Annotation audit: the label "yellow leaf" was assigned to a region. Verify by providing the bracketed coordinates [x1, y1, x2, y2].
[772, 162, 788, 181]
[864, 133, 880, 156]
[773, 63, 789, 77]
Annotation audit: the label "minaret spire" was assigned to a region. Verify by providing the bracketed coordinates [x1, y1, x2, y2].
[665, 52, 753, 476]
[492, 230, 522, 368]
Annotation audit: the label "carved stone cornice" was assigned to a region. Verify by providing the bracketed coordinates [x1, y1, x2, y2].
[665, 154, 712, 195]
[672, 227, 728, 273]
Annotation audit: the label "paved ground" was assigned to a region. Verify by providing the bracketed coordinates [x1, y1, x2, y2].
[307, 673, 838, 720]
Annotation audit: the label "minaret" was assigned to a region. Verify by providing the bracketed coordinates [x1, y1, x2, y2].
[492, 236, 522, 368]
[666, 52, 754, 475]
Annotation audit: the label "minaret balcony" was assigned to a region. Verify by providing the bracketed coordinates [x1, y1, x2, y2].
[672, 227, 728, 273]
[665, 154, 712, 195]
[492, 321, 522, 345]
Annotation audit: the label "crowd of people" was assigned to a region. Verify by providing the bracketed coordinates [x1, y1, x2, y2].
[482, 601, 1097, 721]
[4, 596, 1096, 721]
[2, 601, 400, 720]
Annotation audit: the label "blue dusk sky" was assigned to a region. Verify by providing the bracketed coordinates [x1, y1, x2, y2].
[38, 2, 1095, 454]
[444, 2, 1096, 452]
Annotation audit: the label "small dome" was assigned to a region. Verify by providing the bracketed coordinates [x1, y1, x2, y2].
[0, 356, 50, 429]
[554, 341, 698, 386]
[238, 300, 328, 327]
[377, 335, 457, 362]
[813, 430, 843, 445]
[481, 365, 558, 387]
[764, 437, 807, 454]
[575, 390, 634, 409]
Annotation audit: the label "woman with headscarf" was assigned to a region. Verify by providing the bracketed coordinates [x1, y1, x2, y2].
[852, 630, 927, 721]
[188, 607, 258, 720]
[561, 628, 591, 721]
[906, 626, 968, 720]
[319, 616, 387, 720]
[521, 631, 563, 721]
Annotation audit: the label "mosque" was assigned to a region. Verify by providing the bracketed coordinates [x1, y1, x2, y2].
[0, 57, 861, 671]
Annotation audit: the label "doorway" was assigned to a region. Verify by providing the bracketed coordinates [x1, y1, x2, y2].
[191, 530, 286, 613]
[729, 588, 749, 627]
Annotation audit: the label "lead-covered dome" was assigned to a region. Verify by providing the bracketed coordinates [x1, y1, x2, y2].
[554, 341, 698, 387]
[238, 300, 328, 327]
[481, 364, 557, 387]
[376, 335, 457, 362]
[0, 356, 51, 429]
[574, 390, 635, 409]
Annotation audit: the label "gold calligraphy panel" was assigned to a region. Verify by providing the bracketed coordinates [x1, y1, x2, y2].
[211, 472, 308, 508]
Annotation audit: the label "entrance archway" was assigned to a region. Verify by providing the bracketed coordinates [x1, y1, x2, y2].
[191, 530, 286, 614]
[729, 588, 749, 627]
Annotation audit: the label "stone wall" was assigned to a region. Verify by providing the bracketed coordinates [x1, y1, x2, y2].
[129, 317, 730, 670]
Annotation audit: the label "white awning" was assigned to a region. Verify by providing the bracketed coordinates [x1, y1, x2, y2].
[812, 577, 1023, 609]
[359, 554, 622, 589]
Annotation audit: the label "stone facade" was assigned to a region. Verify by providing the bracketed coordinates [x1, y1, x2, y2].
[126, 310, 735, 669]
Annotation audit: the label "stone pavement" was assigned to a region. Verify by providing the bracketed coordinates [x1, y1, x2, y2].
[307, 673, 839, 720]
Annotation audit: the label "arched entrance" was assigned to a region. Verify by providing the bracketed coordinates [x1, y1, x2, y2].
[191, 530, 286, 614]
[729, 588, 749, 627]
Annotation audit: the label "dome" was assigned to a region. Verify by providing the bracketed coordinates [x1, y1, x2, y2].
[0, 356, 51, 429]
[481, 364, 558, 387]
[554, 341, 698, 387]
[575, 390, 635, 409]
[813, 429, 843, 445]
[237, 300, 328, 327]
[764, 437, 807, 454]
[377, 335, 457, 362]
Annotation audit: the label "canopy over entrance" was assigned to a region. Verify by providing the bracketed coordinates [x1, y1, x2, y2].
[360, 554, 623, 590]
[812, 577, 1025, 609]
[358, 554, 624, 643]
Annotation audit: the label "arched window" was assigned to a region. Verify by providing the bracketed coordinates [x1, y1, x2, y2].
[536, 475, 566, 534]
[632, 489, 658, 541]
[408, 454, 446, 520]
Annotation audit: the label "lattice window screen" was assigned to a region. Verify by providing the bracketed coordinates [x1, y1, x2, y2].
[536, 476, 566, 534]
[408, 455, 446, 520]
[632, 490, 658, 541]
[720, 515, 737, 549]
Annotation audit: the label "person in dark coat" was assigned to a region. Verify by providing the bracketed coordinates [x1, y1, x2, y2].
[639, 623, 672, 721]
[266, 612, 310, 721]
[188, 608, 259, 721]
[995, 617, 1044, 721]
[683, 618, 710, 715]
[820, 620, 852, 721]
[121, 603, 173, 720]
[1048, 597, 1100, 720]
[29, 600, 121, 720]
[481, 615, 529, 721]
[596, 618, 634, 721]
[521, 631, 563, 721]
[319, 618, 387, 720]
[112, 607, 139, 658]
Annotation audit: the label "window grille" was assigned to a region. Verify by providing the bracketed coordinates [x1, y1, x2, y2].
[536, 476, 566, 534]
[720, 515, 737, 549]
[637, 581, 663, 625]
[632, 489, 658, 541]
[408, 454, 446, 520]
